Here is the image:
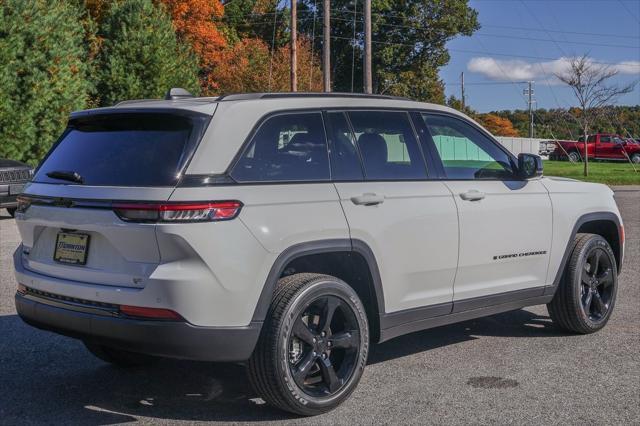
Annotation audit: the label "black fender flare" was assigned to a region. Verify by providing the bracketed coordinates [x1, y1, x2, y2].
[545, 211, 623, 296]
[250, 238, 385, 323]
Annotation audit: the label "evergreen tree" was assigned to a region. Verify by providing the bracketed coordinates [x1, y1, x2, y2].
[97, 0, 200, 105]
[0, 0, 92, 163]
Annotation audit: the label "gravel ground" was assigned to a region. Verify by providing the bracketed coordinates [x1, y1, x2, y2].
[0, 191, 638, 425]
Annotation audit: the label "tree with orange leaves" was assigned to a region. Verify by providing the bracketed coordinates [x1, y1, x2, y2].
[158, 0, 227, 93]
[478, 114, 520, 137]
[215, 37, 322, 93]
[159, 0, 322, 95]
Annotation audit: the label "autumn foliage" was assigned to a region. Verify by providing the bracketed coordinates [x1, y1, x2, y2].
[478, 114, 520, 137]
[157, 0, 322, 95]
[157, 0, 226, 93]
[214, 37, 322, 93]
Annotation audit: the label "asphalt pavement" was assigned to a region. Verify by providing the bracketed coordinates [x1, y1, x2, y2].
[0, 191, 638, 425]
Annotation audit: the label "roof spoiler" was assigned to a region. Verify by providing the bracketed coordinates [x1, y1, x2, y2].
[164, 88, 194, 100]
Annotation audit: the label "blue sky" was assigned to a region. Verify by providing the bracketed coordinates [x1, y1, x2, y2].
[440, 0, 640, 112]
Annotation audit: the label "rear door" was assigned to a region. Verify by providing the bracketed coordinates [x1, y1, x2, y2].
[330, 110, 458, 314]
[16, 110, 210, 288]
[420, 112, 552, 304]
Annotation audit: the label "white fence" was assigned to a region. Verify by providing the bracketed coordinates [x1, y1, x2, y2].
[495, 137, 545, 156]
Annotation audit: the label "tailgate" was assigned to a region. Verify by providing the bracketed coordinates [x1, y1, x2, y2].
[16, 185, 172, 289]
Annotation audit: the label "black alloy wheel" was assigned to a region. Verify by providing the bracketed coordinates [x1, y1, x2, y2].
[580, 247, 615, 322]
[287, 295, 361, 397]
[248, 273, 369, 416]
[548, 233, 618, 334]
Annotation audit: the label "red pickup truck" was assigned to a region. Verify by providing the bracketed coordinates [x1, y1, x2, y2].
[549, 133, 640, 163]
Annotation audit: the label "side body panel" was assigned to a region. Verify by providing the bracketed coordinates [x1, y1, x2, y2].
[166, 184, 350, 324]
[444, 180, 553, 301]
[334, 181, 459, 313]
[540, 177, 623, 289]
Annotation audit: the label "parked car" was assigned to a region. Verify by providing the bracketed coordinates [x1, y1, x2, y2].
[0, 158, 32, 217]
[538, 140, 556, 157]
[14, 91, 624, 416]
[549, 133, 640, 163]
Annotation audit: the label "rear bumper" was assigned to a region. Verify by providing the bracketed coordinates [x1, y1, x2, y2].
[15, 292, 261, 362]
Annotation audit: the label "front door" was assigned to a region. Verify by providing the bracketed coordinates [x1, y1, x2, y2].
[420, 113, 553, 304]
[327, 110, 458, 314]
[596, 135, 617, 159]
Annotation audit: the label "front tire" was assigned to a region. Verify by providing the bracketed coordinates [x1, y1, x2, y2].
[248, 273, 369, 416]
[547, 233, 618, 334]
[630, 153, 640, 164]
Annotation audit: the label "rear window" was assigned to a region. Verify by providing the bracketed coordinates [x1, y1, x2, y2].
[34, 112, 209, 187]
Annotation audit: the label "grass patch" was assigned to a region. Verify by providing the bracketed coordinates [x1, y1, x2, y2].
[543, 160, 640, 185]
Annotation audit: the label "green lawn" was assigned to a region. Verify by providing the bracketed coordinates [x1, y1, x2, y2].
[543, 160, 640, 185]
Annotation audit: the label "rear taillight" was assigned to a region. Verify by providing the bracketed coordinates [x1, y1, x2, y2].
[113, 201, 242, 223]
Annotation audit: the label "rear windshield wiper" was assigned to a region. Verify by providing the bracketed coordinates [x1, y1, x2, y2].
[46, 170, 84, 184]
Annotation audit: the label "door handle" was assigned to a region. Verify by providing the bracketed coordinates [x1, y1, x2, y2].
[351, 193, 385, 206]
[460, 190, 485, 201]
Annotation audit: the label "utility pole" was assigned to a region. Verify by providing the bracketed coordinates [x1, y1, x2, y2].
[524, 81, 535, 138]
[290, 0, 297, 92]
[363, 0, 372, 94]
[460, 72, 465, 110]
[322, 0, 330, 92]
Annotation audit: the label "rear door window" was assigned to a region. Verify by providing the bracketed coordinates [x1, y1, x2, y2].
[231, 112, 329, 182]
[34, 112, 209, 187]
[347, 111, 427, 180]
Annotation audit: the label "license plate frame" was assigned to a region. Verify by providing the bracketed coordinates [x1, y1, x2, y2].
[53, 232, 90, 265]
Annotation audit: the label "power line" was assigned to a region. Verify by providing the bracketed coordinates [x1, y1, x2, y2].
[481, 23, 640, 40]
[224, 14, 640, 56]
[617, 0, 640, 24]
[447, 81, 528, 86]
[325, 15, 640, 49]
[311, 33, 631, 67]
[476, 33, 639, 50]
[216, 7, 640, 41]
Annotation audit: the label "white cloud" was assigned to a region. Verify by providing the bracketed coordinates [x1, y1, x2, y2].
[467, 56, 640, 83]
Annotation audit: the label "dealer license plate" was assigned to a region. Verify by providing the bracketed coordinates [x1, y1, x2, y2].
[53, 232, 90, 265]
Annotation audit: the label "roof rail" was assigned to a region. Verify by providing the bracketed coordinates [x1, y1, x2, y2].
[217, 92, 410, 102]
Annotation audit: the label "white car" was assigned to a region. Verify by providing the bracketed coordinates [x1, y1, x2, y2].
[14, 91, 624, 415]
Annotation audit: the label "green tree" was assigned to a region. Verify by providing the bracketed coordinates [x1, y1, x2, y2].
[0, 0, 92, 164]
[446, 95, 476, 117]
[299, 0, 479, 102]
[97, 0, 200, 106]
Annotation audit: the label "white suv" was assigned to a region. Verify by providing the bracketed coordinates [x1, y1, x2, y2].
[14, 91, 624, 415]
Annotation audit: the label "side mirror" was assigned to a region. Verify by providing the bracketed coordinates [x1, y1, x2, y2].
[518, 153, 543, 179]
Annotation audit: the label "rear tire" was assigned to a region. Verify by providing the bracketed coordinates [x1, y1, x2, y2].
[248, 273, 369, 416]
[6, 207, 16, 217]
[631, 153, 640, 164]
[84, 342, 158, 367]
[547, 233, 618, 334]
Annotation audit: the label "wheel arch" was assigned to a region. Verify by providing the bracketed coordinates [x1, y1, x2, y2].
[251, 239, 385, 342]
[548, 212, 623, 295]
